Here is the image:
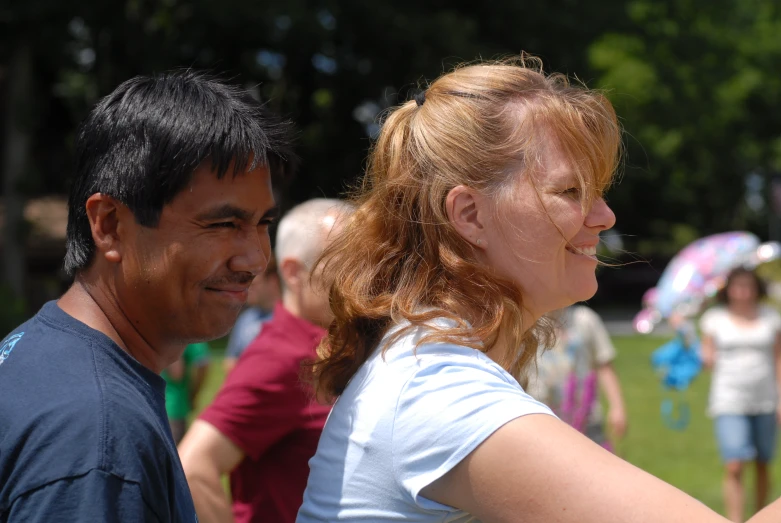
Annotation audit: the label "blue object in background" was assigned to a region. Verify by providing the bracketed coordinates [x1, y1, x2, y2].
[651, 329, 702, 430]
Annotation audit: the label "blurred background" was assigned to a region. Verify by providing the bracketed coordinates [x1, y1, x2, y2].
[2, 0, 781, 515]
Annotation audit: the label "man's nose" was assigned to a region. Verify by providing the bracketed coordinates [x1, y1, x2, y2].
[229, 228, 271, 275]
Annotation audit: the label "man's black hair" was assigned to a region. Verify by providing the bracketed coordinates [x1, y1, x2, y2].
[64, 70, 296, 275]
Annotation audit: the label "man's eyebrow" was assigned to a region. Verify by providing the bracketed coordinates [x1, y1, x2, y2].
[195, 204, 254, 222]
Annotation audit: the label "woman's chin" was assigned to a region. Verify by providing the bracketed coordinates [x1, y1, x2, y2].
[569, 279, 599, 304]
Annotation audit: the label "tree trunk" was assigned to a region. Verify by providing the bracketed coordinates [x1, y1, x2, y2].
[2, 41, 34, 299]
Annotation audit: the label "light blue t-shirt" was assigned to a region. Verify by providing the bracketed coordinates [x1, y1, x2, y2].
[224, 306, 272, 359]
[297, 321, 554, 522]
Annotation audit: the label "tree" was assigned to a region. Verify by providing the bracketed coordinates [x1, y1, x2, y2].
[589, 0, 781, 255]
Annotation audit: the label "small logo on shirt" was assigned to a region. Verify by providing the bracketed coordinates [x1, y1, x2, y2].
[0, 332, 24, 366]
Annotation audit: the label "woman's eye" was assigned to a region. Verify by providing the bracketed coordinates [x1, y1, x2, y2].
[562, 188, 581, 198]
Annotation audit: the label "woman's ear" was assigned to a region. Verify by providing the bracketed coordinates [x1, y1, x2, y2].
[445, 185, 489, 250]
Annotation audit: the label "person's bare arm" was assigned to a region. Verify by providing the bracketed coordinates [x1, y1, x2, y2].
[751, 335, 781, 517]
[700, 334, 716, 370]
[422, 414, 730, 523]
[775, 333, 781, 425]
[749, 498, 781, 523]
[222, 358, 238, 374]
[178, 420, 245, 523]
[596, 362, 627, 440]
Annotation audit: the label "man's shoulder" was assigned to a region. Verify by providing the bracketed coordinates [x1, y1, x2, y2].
[1, 395, 187, 519]
[0, 315, 101, 424]
[0, 319, 175, 501]
[1, 374, 166, 463]
[0, 382, 103, 507]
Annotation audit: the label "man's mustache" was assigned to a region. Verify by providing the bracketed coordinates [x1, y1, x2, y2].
[203, 273, 256, 287]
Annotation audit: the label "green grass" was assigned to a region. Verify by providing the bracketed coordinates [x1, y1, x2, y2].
[191, 335, 781, 518]
[611, 335, 780, 518]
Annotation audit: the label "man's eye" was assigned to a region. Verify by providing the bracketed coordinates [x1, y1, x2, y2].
[210, 222, 237, 229]
[258, 218, 276, 227]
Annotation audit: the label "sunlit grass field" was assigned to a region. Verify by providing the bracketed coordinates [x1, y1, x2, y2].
[192, 335, 781, 518]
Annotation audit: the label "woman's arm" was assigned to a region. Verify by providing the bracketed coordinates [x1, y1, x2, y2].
[700, 335, 716, 370]
[422, 414, 731, 523]
[774, 332, 781, 425]
[750, 498, 781, 523]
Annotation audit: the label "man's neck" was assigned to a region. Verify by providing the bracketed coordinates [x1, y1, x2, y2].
[57, 277, 174, 374]
[282, 292, 304, 320]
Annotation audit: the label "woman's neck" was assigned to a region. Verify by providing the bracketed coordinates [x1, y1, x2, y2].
[483, 306, 538, 368]
[728, 302, 759, 320]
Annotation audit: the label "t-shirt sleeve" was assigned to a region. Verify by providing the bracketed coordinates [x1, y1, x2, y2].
[225, 312, 261, 359]
[578, 307, 617, 366]
[392, 350, 554, 510]
[762, 306, 781, 335]
[6, 469, 162, 522]
[199, 342, 304, 460]
[699, 308, 722, 337]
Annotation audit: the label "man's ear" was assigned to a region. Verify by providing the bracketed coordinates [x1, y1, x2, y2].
[278, 258, 305, 292]
[445, 185, 489, 250]
[84, 193, 124, 264]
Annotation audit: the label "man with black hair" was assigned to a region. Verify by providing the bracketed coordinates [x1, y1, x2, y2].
[0, 70, 294, 522]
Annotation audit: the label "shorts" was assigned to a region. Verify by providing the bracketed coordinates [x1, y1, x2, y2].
[714, 413, 778, 463]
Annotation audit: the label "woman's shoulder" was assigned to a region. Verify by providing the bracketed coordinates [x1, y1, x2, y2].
[410, 343, 514, 381]
[758, 304, 781, 324]
[379, 324, 512, 381]
[700, 305, 728, 323]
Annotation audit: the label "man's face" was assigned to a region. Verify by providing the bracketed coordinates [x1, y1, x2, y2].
[116, 163, 277, 345]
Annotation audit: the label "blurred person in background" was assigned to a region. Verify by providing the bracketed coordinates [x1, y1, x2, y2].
[164, 342, 211, 444]
[700, 267, 781, 522]
[526, 305, 627, 449]
[223, 257, 281, 373]
[179, 198, 352, 523]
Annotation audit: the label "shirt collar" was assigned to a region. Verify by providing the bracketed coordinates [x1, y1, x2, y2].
[272, 302, 327, 343]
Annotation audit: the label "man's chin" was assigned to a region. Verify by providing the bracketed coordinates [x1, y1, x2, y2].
[197, 311, 243, 341]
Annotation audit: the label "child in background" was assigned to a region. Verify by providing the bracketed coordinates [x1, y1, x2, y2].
[527, 305, 628, 448]
[163, 342, 211, 444]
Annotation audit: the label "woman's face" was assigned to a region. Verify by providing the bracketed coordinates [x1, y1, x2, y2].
[726, 273, 760, 306]
[480, 145, 615, 319]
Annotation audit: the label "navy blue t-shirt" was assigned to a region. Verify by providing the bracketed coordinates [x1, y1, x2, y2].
[0, 301, 197, 522]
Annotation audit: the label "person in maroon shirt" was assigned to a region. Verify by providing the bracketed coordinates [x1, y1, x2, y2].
[179, 198, 353, 523]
